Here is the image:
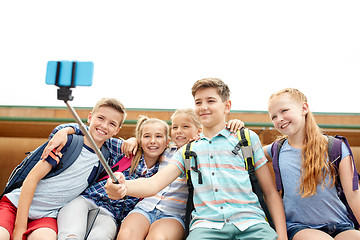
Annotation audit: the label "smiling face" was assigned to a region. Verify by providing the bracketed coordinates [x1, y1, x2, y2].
[194, 87, 231, 136]
[268, 93, 308, 140]
[140, 122, 168, 166]
[87, 106, 123, 148]
[171, 113, 202, 148]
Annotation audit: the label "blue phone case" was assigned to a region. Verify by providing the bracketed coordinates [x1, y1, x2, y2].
[45, 61, 94, 87]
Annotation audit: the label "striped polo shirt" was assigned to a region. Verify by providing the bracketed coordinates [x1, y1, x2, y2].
[134, 146, 188, 219]
[170, 128, 268, 231]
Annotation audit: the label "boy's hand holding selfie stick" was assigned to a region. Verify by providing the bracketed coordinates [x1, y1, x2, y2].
[105, 172, 127, 200]
[45, 60, 122, 185]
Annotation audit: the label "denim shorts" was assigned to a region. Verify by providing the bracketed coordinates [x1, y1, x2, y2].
[129, 207, 185, 229]
[287, 222, 355, 240]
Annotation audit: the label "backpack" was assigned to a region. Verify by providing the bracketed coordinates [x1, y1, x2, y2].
[96, 156, 132, 182]
[182, 127, 274, 235]
[271, 135, 360, 229]
[1, 134, 110, 198]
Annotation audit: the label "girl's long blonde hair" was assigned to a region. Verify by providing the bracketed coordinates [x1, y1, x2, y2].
[129, 115, 169, 174]
[269, 88, 336, 197]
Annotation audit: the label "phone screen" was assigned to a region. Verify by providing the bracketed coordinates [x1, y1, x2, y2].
[45, 61, 94, 87]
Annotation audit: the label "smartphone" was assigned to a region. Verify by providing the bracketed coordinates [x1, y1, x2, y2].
[45, 61, 94, 87]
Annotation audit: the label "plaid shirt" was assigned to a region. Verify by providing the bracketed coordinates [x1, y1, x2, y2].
[50, 123, 160, 222]
[82, 154, 159, 221]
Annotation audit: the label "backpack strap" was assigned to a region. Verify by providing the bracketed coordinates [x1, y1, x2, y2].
[233, 128, 254, 171]
[234, 128, 275, 229]
[270, 138, 286, 193]
[182, 141, 202, 184]
[46, 134, 84, 178]
[329, 135, 359, 191]
[328, 135, 341, 166]
[328, 135, 360, 229]
[182, 141, 196, 236]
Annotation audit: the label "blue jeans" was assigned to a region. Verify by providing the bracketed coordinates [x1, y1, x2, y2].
[129, 207, 185, 229]
[288, 223, 355, 240]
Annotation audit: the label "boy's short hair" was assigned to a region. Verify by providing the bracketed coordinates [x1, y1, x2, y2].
[92, 98, 127, 125]
[191, 78, 230, 102]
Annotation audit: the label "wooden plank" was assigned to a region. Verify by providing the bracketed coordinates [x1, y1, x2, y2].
[1, 121, 359, 146]
[2, 106, 359, 125]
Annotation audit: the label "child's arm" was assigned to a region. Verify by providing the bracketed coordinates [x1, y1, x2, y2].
[226, 119, 244, 133]
[106, 163, 181, 199]
[48, 123, 82, 139]
[13, 160, 53, 240]
[120, 137, 138, 158]
[255, 164, 288, 240]
[339, 155, 360, 223]
[41, 127, 75, 159]
[42, 125, 137, 159]
[263, 145, 272, 162]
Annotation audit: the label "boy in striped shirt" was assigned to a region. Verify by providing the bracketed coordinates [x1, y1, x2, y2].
[107, 78, 287, 240]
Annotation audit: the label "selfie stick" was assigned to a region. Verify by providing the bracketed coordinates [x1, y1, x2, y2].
[54, 61, 119, 184]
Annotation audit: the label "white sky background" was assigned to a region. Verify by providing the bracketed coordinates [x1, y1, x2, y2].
[0, 1, 359, 113]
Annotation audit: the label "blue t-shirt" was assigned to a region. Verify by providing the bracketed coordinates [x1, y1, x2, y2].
[267, 140, 353, 230]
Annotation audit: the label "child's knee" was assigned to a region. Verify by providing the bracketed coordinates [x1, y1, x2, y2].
[58, 234, 80, 240]
[0, 226, 11, 240]
[146, 233, 169, 240]
[88, 231, 116, 240]
[117, 227, 137, 240]
[27, 227, 57, 240]
[57, 230, 87, 240]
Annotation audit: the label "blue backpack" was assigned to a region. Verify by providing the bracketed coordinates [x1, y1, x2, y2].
[271, 135, 360, 229]
[1, 134, 110, 198]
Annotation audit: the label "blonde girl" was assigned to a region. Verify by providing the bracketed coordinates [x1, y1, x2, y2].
[117, 109, 201, 240]
[129, 115, 170, 175]
[265, 88, 360, 240]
